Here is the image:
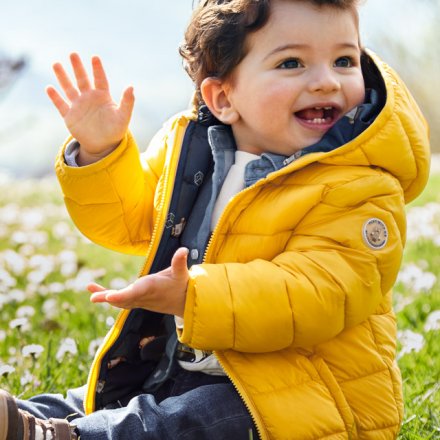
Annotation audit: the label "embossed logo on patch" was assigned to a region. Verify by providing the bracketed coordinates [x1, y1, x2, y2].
[363, 218, 388, 249]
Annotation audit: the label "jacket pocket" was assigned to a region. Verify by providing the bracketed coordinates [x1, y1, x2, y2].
[309, 355, 359, 438]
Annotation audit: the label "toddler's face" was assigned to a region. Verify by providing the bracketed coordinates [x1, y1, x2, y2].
[224, 0, 365, 156]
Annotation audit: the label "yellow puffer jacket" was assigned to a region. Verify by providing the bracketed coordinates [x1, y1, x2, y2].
[55, 52, 430, 439]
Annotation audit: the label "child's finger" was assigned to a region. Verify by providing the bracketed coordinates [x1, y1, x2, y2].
[45, 86, 70, 117]
[104, 284, 136, 304]
[89, 291, 109, 303]
[92, 56, 110, 90]
[70, 52, 92, 92]
[119, 86, 135, 119]
[52, 62, 79, 102]
[87, 282, 107, 293]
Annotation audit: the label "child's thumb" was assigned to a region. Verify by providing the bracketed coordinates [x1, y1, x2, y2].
[171, 247, 189, 276]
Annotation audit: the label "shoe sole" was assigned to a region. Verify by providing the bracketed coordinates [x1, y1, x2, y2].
[0, 390, 20, 440]
[0, 390, 9, 440]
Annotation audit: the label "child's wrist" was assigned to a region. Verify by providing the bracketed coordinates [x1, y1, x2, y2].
[77, 142, 120, 166]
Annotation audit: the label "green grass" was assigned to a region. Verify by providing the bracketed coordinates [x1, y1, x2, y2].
[0, 173, 439, 438]
[0, 176, 144, 397]
[408, 173, 440, 207]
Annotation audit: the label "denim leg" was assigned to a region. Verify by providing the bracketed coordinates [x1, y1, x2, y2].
[16, 386, 86, 421]
[14, 369, 257, 440]
[74, 382, 257, 440]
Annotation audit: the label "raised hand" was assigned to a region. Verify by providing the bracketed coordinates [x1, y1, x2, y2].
[46, 53, 135, 165]
[87, 247, 190, 317]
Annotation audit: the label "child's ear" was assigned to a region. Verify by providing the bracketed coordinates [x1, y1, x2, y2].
[200, 77, 239, 125]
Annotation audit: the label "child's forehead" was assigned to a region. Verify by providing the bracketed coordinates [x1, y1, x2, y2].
[247, 1, 360, 47]
[268, 0, 358, 26]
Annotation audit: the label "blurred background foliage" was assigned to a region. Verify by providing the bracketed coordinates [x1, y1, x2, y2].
[364, 0, 440, 153]
[0, 0, 439, 181]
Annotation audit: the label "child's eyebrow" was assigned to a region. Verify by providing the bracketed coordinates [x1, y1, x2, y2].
[264, 42, 360, 61]
[263, 44, 308, 61]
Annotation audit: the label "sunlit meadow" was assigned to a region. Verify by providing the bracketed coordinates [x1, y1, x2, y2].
[0, 160, 439, 439]
[0, 176, 143, 396]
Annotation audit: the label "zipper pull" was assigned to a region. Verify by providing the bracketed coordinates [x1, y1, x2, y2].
[283, 150, 303, 166]
[345, 107, 359, 125]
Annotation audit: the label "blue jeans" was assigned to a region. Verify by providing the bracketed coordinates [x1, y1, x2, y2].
[17, 366, 258, 440]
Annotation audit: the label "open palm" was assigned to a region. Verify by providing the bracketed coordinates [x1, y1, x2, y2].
[46, 53, 134, 162]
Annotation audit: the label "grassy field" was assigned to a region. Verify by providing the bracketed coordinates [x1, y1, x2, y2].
[0, 172, 439, 439]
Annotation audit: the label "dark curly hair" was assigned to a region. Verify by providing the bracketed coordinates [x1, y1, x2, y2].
[179, 0, 360, 105]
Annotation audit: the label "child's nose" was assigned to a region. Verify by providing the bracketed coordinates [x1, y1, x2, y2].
[308, 66, 341, 94]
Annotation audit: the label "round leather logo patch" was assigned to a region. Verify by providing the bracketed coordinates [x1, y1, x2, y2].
[363, 218, 388, 250]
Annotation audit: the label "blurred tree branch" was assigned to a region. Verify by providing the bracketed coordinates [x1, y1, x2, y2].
[0, 53, 27, 98]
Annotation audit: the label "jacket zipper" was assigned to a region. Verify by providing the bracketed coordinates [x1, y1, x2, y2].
[203, 181, 271, 440]
[213, 352, 267, 440]
[85, 117, 187, 414]
[199, 150, 319, 436]
[201, 158, 317, 438]
[138, 119, 187, 278]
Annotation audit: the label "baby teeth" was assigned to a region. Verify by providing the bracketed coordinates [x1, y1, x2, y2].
[308, 118, 326, 124]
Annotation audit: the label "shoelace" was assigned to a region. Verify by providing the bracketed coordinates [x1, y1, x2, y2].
[22, 410, 55, 439]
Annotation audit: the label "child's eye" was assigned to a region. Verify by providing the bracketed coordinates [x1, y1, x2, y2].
[334, 56, 355, 68]
[278, 58, 302, 69]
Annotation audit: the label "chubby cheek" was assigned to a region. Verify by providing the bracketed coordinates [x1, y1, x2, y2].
[347, 78, 366, 108]
[251, 83, 292, 123]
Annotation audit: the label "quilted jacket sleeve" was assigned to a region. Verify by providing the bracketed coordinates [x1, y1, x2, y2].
[55, 128, 168, 256]
[179, 171, 406, 352]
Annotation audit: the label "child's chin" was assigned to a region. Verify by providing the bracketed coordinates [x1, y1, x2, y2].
[299, 137, 323, 150]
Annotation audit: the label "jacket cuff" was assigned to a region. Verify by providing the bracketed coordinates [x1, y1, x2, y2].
[55, 132, 141, 205]
[178, 264, 234, 350]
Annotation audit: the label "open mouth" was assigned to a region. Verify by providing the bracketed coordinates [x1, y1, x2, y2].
[294, 106, 339, 125]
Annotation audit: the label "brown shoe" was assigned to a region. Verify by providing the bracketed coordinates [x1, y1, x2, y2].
[0, 390, 77, 440]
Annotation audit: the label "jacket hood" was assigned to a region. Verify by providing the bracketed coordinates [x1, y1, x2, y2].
[316, 50, 430, 203]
